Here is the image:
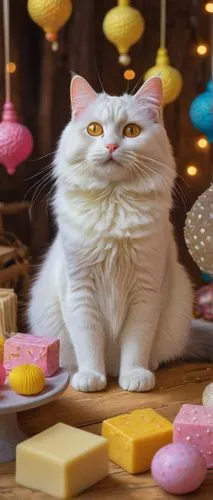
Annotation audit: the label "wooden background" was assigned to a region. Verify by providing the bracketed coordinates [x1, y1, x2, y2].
[0, 0, 212, 284]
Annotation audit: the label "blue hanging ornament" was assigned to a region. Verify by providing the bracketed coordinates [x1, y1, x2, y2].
[189, 80, 213, 143]
[201, 271, 213, 284]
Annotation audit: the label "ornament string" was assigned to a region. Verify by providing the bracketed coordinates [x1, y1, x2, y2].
[210, 15, 213, 183]
[211, 14, 213, 81]
[160, 0, 166, 49]
[118, 0, 129, 6]
[3, 0, 11, 102]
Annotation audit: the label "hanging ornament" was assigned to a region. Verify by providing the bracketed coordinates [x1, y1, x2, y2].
[27, 0, 72, 50]
[194, 283, 213, 321]
[201, 271, 213, 283]
[0, 102, 33, 175]
[184, 183, 213, 276]
[190, 17, 213, 142]
[103, 0, 145, 66]
[0, 0, 33, 175]
[185, 18, 213, 281]
[189, 80, 213, 143]
[144, 0, 182, 105]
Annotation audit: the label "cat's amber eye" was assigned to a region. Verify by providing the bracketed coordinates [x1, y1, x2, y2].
[123, 123, 141, 138]
[87, 122, 103, 137]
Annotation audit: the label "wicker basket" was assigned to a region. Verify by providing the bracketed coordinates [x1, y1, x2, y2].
[0, 288, 17, 338]
[0, 232, 29, 291]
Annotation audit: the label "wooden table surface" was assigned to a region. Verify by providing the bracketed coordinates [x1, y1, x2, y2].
[1, 362, 213, 499]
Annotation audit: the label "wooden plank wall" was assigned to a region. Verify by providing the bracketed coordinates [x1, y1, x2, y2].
[0, 0, 211, 285]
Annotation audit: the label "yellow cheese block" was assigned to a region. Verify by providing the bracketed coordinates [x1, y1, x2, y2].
[102, 408, 173, 473]
[16, 423, 108, 498]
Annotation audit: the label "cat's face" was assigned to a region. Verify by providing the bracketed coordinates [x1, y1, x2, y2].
[57, 76, 175, 188]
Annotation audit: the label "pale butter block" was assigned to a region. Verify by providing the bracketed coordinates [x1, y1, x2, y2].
[16, 423, 108, 498]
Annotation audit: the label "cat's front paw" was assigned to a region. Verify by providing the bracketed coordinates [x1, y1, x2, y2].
[72, 371, 107, 392]
[119, 368, 155, 392]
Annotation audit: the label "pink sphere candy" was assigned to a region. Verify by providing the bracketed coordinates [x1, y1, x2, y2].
[0, 364, 6, 385]
[151, 443, 207, 495]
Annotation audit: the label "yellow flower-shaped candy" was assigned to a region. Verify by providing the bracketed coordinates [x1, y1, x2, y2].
[9, 364, 45, 396]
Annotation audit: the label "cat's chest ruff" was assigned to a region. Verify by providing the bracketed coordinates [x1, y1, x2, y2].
[63, 187, 161, 240]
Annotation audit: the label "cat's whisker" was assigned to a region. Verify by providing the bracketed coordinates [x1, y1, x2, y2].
[29, 175, 54, 208]
[71, 155, 87, 164]
[95, 58, 105, 93]
[25, 163, 53, 182]
[24, 171, 52, 200]
[172, 184, 187, 212]
[140, 154, 188, 186]
[30, 183, 52, 211]
[31, 151, 55, 162]
[127, 156, 159, 203]
[138, 156, 187, 211]
[64, 160, 90, 185]
[29, 180, 56, 220]
[44, 183, 56, 215]
[130, 75, 144, 95]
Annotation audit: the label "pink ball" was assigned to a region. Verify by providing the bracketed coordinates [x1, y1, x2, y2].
[151, 443, 207, 495]
[0, 364, 6, 385]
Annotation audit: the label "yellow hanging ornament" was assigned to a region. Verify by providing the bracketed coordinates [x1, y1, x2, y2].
[144, 0, 182, 105]
[103, 0, 145, 66]
[27, 0, 72, 50]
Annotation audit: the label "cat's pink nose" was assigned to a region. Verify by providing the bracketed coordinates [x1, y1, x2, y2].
[106, 143, 119, 153]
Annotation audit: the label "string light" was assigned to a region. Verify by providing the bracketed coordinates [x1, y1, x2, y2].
[196, 43, 209, 55]
[186, 165, 198, 177]
[196, 136, 210, 151]
[6, 62, 16, 73]
[205, 2, 213, 13]
[123, 69, 136, 80]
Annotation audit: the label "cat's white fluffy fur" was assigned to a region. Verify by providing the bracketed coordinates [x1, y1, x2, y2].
[28, 75, 193, 392]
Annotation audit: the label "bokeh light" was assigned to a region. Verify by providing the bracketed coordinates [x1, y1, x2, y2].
[205, 2, 213, 13]
[186, 165, 198, 177]
[196, 136, 209, 151]
[6, 62, 16, 73]
[196, 43, 208, 56]
[123, 69, 136, 80]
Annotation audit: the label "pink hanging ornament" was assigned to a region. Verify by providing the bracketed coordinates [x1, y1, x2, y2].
[0, 0, 34, 175]
[0, 101, 33, 175]
[194, 284, 213, 321]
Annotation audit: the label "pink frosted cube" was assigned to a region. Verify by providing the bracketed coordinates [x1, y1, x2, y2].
[4, 334, 60, 377]
[173, 404, 213, 468]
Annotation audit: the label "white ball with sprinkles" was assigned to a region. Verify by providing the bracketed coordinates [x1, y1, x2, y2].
[184, 184, 213, 275]
[203, 383, 213, 407]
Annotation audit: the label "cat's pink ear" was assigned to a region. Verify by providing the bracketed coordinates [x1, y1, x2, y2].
[134, 76, 163, 120]
[70, 75, 97, 119]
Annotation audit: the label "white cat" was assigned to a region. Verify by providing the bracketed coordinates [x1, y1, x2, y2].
[28, 75, 194, 393]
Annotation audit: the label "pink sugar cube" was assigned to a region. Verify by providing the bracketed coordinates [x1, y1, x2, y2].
[173, 404, 213, 468]
[4, 334, 60, 377]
